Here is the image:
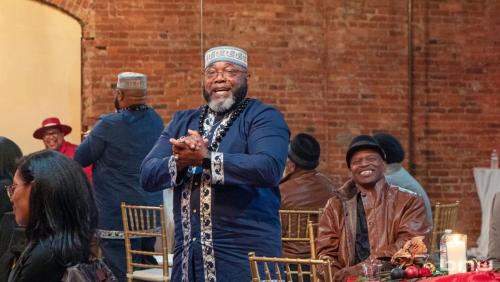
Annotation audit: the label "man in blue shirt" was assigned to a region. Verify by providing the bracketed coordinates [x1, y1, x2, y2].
[75, 72, 164, 282]
[140, 46, 290, 282]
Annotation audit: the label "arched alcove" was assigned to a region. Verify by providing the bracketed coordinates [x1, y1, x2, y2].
[0, 0, 82, 154]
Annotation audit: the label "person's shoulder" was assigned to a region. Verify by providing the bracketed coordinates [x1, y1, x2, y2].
[323, 193, 343, 212]
[327, 179, 355, 205]
[144, 108, 164, 122]
[315, 171, 336, 185]
[245, 98, 287, 126]
[171, 107, 201, 120]
[63, 140, 78, 147]
[95, 112, 121, 126]
[27, 240, 56, 262]
[99, 111, 118, 120]
[279, 176, 298, 191]
[247, 98, 281, 113]
[387, 183, 420, 199]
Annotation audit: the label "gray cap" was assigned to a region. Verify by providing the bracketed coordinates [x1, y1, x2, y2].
[204, 46, 248, 69]
[116, 72, 147, 90]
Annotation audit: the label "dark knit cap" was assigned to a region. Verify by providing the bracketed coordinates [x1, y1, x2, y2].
[288, 133, 320, 169]
[373, 133, 405, 164]
[346, 135, 386, 168]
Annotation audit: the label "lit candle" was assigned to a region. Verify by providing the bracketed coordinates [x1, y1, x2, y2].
[446, 234, 467, 274]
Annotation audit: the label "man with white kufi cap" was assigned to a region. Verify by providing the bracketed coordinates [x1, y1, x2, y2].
[75, 72, 164, 282]
[141, 46, 290, 281]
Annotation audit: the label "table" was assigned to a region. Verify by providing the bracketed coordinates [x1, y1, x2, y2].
[348, 271, 500, 281]
[419, 271, 500, 281]
[468, 168, 500, 258]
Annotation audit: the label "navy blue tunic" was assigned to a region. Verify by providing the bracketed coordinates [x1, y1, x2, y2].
[75, 108, 164, 231]
[140, 99, 289, 282]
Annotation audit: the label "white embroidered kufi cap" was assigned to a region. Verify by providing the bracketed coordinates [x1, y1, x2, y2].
[204, 46, 248, 69]
[116, 72, 147, 90]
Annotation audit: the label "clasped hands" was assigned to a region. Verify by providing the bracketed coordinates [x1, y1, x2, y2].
[170, 129, 209, 171]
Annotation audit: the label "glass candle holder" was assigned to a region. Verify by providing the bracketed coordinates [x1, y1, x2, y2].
[362, 259, 383, 281]
[446, 234, 467, 274]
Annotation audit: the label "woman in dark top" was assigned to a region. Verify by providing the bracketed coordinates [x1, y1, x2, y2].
[0, 137, 22, 218]
[7, 150, 98, 282]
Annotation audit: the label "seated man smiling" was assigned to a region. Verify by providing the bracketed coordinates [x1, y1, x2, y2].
[316, 135, 430, 281]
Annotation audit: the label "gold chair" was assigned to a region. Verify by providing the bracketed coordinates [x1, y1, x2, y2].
[280, 208, 324, 258]
[121, 203, 171, 282]
[248, 252, 332, 282]
[307, 220, 319, 259]
[430, 200, 460, 254]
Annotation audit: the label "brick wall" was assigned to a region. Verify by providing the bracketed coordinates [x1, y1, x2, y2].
[39, 0, 500, 247]
[411, 0, 500, 245]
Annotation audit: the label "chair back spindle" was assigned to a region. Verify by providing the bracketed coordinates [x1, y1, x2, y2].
[430, 200, 460, 254]
[121, 203, 171, 282]
[248, 252, 332, 282]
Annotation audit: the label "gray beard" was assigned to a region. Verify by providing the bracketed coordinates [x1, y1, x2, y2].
[208, 95, 235, 113]
[203, 82, 248, 113]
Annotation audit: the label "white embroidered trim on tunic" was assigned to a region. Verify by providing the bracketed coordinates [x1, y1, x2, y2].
[180, 177, 193, 282]
[203, 111, 216, 134]
[200, 169, 217, 281]
[168, 155, 178, 187]
[97, 229, 126, 239]
[97, 228, 161, 240]
[212, 153, 224, 185]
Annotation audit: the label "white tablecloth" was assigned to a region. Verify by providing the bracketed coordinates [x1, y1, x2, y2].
[468, 168, 500, 258]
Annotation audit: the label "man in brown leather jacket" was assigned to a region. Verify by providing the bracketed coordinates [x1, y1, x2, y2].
[280, 133, 336, 258]
[316, 135, 430, 281]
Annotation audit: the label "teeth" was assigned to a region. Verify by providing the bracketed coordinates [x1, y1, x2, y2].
[360, 170, 373, 176]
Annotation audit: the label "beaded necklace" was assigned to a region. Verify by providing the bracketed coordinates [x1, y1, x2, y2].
[198, 98, 250, 151]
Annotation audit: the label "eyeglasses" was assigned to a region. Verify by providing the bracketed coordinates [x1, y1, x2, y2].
[5, 182, 31, 199]
[204, 68, 247, 80]
[5, 183, 19, 199]
[42, 129, 62, 140]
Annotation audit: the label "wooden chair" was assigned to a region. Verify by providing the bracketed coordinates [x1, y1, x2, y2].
[430, 200, 460, 254]
[121, 203, 171, 282]
[248, 252, 332, 282]
[280, 208, 323, 258]
[307, 220, 319, 259]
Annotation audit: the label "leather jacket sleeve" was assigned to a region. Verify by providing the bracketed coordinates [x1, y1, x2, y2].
[373, 194, 430, 258]
[316, 197, 345, 273]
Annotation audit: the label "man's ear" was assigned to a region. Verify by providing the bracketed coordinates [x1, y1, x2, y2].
[287, 160, 296, 173]
[117, 90, 125, 101]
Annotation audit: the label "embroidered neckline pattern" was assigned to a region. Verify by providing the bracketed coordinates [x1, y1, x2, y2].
[198, 98, 250, 151]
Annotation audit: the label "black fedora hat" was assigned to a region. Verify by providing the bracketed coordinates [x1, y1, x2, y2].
[288, 133, 320, 169]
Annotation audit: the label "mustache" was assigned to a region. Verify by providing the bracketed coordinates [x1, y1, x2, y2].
[203, 83, 248, 104]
